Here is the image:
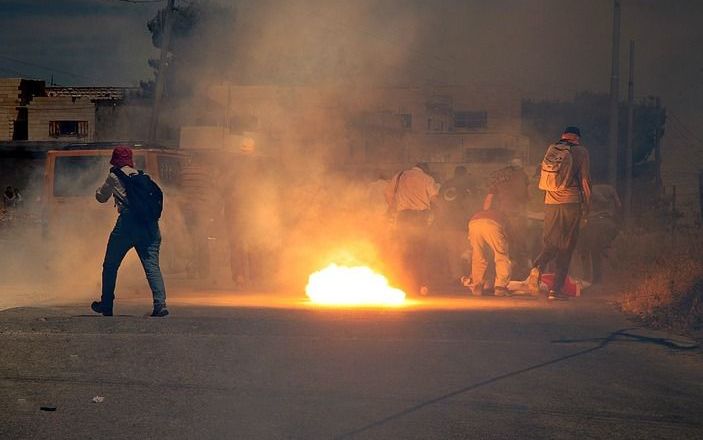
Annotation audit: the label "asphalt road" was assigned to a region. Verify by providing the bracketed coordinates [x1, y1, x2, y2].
[1, 289, 702, 439]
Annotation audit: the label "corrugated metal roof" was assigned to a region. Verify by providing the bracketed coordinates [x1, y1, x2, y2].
[45, 87, 139, 101]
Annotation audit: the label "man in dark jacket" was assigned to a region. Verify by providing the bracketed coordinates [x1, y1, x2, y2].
[484, 159, 530, 278]
[578, 183, 621, 284]
[90, 146, 168, 317]
[527, 127, 591, 300]
[436, 166, 478, 285]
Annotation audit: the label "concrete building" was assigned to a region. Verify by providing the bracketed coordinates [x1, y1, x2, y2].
[46, 86, 150, 142]
[185, 82, 527, 180]
[27, 96, 96, 142]
[0, 78, 146, 143]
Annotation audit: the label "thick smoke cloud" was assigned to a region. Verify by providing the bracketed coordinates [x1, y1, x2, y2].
[3, 0, 703, 109]
[2, 0, 703, 305]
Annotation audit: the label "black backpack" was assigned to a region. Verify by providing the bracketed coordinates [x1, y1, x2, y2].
[111, 167, 163, 222]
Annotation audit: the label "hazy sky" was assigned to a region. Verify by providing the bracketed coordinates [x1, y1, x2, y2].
[0, 0, 703, 107]
[2, 0, 703, 212]
[1, 0, 701, 118]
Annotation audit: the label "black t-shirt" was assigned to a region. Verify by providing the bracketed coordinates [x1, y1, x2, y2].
[438, 175, 479, 229]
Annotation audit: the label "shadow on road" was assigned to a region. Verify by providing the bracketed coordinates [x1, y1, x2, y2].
[335, 328, 699, 439]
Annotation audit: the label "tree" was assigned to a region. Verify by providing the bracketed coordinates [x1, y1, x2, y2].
[141, 0, 236, 99]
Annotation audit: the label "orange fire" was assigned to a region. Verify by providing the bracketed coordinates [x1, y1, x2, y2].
[305, 263, 406, 306]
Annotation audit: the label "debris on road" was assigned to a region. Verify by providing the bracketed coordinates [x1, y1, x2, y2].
[40, 406, 56, 412]
[92, 396, 105, 403]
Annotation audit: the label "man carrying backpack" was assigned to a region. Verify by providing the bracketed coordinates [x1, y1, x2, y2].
[527, 127, 591, 301]
[91, 146, 169, 317]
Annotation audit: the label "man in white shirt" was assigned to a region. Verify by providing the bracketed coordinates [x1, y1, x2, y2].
[385, 162, 439, 295]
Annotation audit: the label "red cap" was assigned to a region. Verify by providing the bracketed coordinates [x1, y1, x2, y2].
[110, 146, 134, 168]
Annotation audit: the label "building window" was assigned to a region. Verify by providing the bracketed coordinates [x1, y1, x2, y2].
[454, 111, 487, 129]
[400, 113, 412, 129]
[49, 121, 89, 138]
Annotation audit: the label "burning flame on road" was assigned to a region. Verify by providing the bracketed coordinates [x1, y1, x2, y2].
[305, 263, 406, 306]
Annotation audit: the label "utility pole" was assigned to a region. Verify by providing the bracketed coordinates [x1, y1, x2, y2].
[608, 0, 621, 187]
[698, 170, 703, 225]
[652, 98, 663, 195]
[149, 0, 175, 145]
[625, 40, 634, 223]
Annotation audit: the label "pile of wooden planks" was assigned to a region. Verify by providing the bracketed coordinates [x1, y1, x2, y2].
[0, 78, 21, 141]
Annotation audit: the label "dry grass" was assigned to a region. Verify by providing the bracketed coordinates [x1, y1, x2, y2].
[615, 228, 703, 334]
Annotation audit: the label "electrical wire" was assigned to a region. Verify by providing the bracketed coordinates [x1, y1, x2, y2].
[0, 55, 93, 81]
[669, 112, 703, 149]
[0, 66, 29, 77]
[110, 0, 165, 4]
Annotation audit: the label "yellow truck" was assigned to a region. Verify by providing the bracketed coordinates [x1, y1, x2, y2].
[42, 144, 189, 274]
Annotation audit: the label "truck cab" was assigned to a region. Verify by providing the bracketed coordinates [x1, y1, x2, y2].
[42, 144, 189, 273]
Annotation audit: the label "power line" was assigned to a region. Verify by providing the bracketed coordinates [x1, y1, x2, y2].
[0, 54, 94, 81]
[669, 112, 703, 148]
[111, 0, 165, 4]
[0, 66, 29, 77]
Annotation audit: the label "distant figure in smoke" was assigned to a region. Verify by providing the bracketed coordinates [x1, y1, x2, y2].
[385, 162, 439, 295]
[91, 146, 169, 317]
[181, 154, 213, 280]
[3, 185, 18, 209]
[578, 182, 621, 284]
[527, 127, 591, 301]
[436, 165, 478, 286]
[222, 156, 279, 288]
[13, 187, 22, 207]
[484, 158, 530, 278]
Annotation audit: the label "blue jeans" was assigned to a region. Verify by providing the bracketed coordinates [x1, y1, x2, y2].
[101, 215, 167, 307]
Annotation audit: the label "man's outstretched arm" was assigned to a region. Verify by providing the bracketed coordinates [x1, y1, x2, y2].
[96, 174, 114, 203]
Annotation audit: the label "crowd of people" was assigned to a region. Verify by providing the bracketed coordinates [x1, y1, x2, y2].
[88, 128, 623, 316]
[384, 126, 622, 300]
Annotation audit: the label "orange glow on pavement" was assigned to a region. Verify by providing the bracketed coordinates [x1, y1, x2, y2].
[305, 264, 406, 306]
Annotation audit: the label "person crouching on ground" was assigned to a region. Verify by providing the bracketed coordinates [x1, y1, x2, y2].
[91, 146, 169, 317]
[467, 207, 512, 297]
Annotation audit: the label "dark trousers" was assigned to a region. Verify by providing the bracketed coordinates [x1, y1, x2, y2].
[533, 203, 581, 294]
[101, 215, 167, 307]
[578, 216, 619, 283]
[396, 209, 431, 290]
